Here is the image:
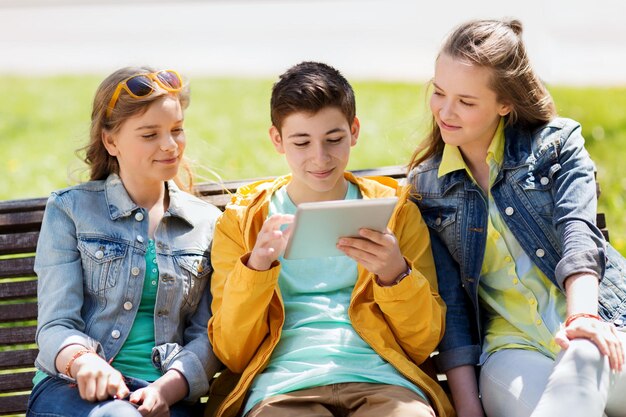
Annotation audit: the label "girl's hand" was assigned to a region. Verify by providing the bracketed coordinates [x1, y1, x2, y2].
[130, 385, 170, 417]
[337, 227, 407, 285]
[72, 353, 129, 402]
[555, 317, 624, 372]
[247, 214, 294, 271]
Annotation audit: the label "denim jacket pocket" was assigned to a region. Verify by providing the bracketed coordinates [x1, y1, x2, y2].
[420, 205, 459, 259]
[517, 163, 560, 219]
[77, 235, 128, 295]
[174, 253, 212, 309]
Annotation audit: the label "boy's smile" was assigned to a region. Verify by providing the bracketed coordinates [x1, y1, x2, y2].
[270, 107, 359, 205]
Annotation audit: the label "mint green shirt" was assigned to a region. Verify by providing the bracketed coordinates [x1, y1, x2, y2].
[243, 184, 427, 415]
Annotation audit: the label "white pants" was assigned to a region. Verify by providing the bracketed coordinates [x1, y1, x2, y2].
[480, 330, 626, 417]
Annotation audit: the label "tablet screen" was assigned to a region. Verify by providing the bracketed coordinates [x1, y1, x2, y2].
[283, 197, 398, 259]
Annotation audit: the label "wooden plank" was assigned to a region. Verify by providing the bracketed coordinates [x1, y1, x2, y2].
[0, 210, 44, 233]
[0, 303, 37, 323]
[198, 193, 232, 211]
[0, 394, 29, 415]
[0, 371, 34, 393]
[0, 349, 38, 370]
[0, 279, 37, 300]
[0, 231, 38, 256]
[0, 326, 36, 346]
[0, 197, 47, 215]
[0, 257, 36, 280]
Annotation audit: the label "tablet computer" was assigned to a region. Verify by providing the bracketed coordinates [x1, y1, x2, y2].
[283, 197, 398, 260]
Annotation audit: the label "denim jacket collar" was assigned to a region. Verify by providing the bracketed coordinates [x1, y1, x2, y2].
[104, 174, 194, 227]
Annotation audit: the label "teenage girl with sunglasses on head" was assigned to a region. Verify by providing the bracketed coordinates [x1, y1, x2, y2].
[26, 67, 222, 417]
[408, 19, 626, 417]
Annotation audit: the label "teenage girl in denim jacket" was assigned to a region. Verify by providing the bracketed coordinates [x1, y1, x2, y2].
[27, 67, 221, 417]
[408, 19, 626, 417]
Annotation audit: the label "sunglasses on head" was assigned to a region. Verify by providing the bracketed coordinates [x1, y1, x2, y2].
[106, 69, 183, 117]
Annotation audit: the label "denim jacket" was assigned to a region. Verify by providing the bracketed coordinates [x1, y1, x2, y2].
[408, 117, 626, 372]
[34, 174, 222, 401]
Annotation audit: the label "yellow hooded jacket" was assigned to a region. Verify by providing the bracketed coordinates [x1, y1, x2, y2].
[207, 172, 454, 417]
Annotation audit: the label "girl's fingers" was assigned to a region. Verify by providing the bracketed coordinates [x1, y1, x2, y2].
[95, 373, 110, 401]
[108, 372, 129, 400]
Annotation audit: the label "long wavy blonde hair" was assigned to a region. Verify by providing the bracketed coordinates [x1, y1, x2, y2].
[81, 66, 194, 191]
[408, 19, 556, 171]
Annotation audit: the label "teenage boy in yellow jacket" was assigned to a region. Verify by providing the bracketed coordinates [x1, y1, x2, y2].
[207, 61, 454, 417]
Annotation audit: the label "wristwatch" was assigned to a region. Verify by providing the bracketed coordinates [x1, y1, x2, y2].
[376, 265, 411, 287]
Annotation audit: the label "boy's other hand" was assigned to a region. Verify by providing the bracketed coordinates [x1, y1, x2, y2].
[337, 227, 407, 284]
[248, 214, 294, 271]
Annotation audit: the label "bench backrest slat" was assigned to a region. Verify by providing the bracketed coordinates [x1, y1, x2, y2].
[0, 349, 38, 370]
[0, 232, 39, 256]
[0, 395, 31, 415]
[0, 372, 36, 394]
[0, 257, 36, 280]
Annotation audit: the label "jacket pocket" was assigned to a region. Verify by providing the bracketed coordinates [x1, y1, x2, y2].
[517, 163, 559, 219]
[174, 253, 212, 309]
[77, 235, 128, 295]
[420, 205, 459, 259]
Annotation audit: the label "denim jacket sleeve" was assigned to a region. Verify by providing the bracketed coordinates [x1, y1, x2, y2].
[551, 120, 606, 288]
[429, 229, 481, 372]
[34, 192, 106, 376]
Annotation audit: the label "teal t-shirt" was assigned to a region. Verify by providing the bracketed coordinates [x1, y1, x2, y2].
[243, 184, 427, 414]
[111, 238, 161, 381]
[33, 239, 161, 386]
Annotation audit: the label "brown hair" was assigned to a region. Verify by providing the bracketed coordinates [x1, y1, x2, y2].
[81, 66, 193, 191]
[270, 61, 356, 131]
[408, 19, 556, 171]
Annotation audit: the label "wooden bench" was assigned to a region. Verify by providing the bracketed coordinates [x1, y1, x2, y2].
[0, 165, 609, 416]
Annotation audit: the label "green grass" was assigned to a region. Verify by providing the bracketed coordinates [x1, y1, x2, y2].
[1, 76, 624, 254]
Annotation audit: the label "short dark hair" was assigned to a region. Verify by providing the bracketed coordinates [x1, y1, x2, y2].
[270, 61, 356, 131]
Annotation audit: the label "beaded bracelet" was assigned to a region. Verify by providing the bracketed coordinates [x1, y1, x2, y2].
[64, 349, 96, 379]
[564, 312, 601, 327]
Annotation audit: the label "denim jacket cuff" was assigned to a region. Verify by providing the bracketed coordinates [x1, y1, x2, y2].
[37, 333, 104, 377]
[435, 344, 481, 372]
[555, 249, 604, 290]
[155, 343, 210, 402]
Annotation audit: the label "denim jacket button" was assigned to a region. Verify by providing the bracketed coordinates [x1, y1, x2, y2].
[111, 330, 121, 339]
[435, 217, 442, 226]
[123, 301, 133, 311]
[136, 235, 144, 243]
[95, 250, 104, 260]
[505, 207, 514, 216]
[135, 212, 144, 222]
[131, 267, 140, 276]
[540, 177, 550, 185]
[535, 248, 545, 258]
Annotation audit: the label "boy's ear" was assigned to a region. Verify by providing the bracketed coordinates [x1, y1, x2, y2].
[350, 116, 361, 146]
[101, 130, 119, 156]
[269, 125, 285, 154]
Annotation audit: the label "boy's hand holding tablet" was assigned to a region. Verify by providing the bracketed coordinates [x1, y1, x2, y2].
[251, 196, 408, 286]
